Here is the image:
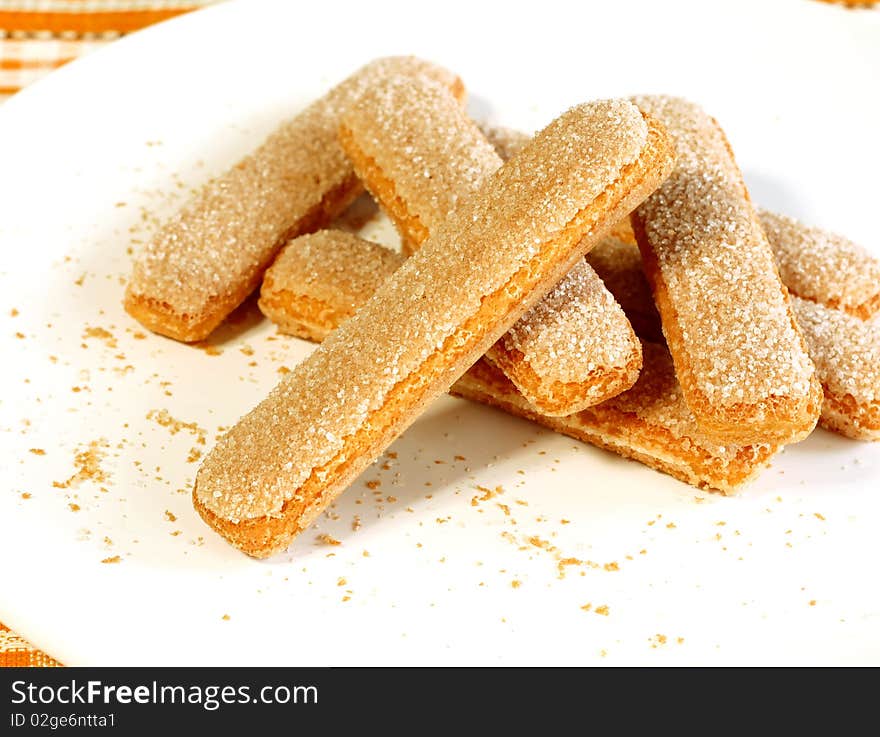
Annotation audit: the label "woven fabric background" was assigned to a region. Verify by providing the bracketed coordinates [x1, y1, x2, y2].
[0, 0, 875, 668]
[0, 0, 214, 102]
[0, 623, 62, 667]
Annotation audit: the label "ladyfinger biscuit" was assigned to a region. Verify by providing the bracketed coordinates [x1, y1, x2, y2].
[340, 77, 648, 417]
[124, 57, 463, 343]
[489, 260, 644, 415]
[266, 230, 663, 349]
[260, 231, 396, 340]
[194, 99, 675, 557]
[481, 125, 662, 341]
[791, 296, 880, 440]
[341, 78, 498, 255]
[758, 209, 880, 320]
[586, 208, 880, 325]
[630, 95, 821, 445]
[586, 236, 663, 343]
[586, 234, 880, 442]
[482, 122, 879, 440]
[258, 230, 404, 341]
[453, 348, 779, 494]
[480, 121, 643, 249]
[259, 229, 776, 493]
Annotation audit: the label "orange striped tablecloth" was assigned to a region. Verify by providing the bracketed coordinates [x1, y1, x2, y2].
[0, 0, 215, 102]
[0, 0, 217, 668]
[0, 623, 62, 667]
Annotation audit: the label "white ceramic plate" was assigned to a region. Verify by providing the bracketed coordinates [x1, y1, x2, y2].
[1, 0, 878, 666]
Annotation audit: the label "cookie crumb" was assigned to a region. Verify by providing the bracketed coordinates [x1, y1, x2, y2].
[52, 439, 110, 489]
[649, 633, 668, 648]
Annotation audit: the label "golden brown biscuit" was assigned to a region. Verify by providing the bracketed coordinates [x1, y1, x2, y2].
[453, 350, 778, 494]
[480, 122, 643, 250]
[339, 77, 646, 417]
[258, 231, 404, 341]
[260, 231, 396, 341]
[630, 95, 821, 445]
[341, 78, 497, 255]
[260, 229, 777, 493]
[814, 1, 877, 8]
[758, 209, 880, 320]
[479, 125, 661, 342]
[124, 57, 463, 343]
[486, 260, 644, 415]
[478, 120, 878, 442]
[580, 237, 880, 442]
[791, 297, 880, 440]
[194, 99, 675, 557]
[586, 236, 663, 344]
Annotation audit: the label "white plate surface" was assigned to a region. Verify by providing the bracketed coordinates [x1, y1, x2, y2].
[1, 0, 879, 665]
